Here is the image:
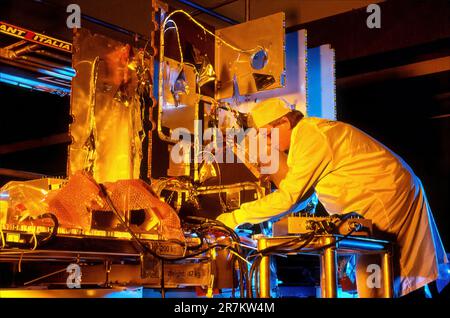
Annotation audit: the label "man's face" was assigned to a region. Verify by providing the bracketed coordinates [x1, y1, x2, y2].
[260, 117, 292, 152]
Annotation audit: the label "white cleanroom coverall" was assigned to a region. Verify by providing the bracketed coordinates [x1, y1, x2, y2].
[228, 117, 448, 297]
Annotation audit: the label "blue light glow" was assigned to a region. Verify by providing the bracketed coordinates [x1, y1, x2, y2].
[104, 287, 143, 298]
[46, 67, 75, 79]
[0, 72, 70, 95]
[61, 66, 76, 77]
[337, 288, 358, 298]
[0, 192, 9, 200]
[338, 240, 385, 250]
[38, 68, 72, 81]
[0, 78, 18, 86]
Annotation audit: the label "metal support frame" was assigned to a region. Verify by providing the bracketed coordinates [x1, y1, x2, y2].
[320, 236, 337, 298]
[256, 235, 394, 298]
[382, 249, 394, 298]
[257, 238, 270, 298]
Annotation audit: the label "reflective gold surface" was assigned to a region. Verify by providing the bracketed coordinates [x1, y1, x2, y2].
[69, 29, 146, 183]
[320, 237, 337, 298]
[215, 13, 286, 99]
[160, 57, 198, 133]
[382, 251, 394, 298]
[257, 238, 270, 298]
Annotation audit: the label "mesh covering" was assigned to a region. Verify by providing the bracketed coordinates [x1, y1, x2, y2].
[46, 172, 100, 230]
[47, 171, 184, 241]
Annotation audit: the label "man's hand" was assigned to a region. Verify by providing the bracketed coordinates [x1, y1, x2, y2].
[216, 212, 240, 230]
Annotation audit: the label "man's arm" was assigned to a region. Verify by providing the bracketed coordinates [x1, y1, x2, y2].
[218, 124, 333, 228]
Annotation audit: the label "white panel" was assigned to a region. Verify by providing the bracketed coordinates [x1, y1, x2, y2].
[306, 44, 336, 120]
[319, 45, 337, 120]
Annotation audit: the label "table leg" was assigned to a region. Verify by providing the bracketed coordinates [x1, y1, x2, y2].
[258, 238, 270, 298]
[320, 241, 337, 298]
[382, 251, 393, 298]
